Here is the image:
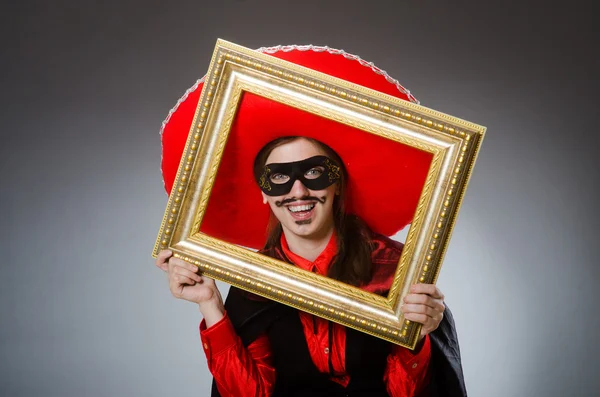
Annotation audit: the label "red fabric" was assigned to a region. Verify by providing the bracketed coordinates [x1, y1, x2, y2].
[200, 314, 276, 396]
[265, 49, 414, 100]
[279, 231, 337, 275]
[199, 233, 431, 397]
[161, 47, 433, 250]
[281, 232, 350, 386]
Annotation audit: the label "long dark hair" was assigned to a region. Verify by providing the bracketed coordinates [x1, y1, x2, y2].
[254, 136, 374, 286]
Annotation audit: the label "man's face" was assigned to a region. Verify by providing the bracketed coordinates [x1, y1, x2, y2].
[261, 138, 339, 240]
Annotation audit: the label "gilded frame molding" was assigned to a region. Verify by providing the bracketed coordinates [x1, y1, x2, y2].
[153, 39, 485, 349]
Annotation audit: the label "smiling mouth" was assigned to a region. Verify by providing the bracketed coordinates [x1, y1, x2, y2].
[287, 203, 315, 213]
[286, 203, 316, 221]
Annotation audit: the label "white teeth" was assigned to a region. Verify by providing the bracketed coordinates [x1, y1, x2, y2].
[288, 204, 316, 213]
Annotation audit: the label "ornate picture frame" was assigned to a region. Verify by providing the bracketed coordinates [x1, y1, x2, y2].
[153, 39, 485, 349]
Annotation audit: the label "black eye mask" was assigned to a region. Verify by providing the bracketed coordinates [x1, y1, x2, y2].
[256, 155, 341, 196]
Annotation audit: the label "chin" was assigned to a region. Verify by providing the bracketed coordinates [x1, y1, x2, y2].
[283, 216, 331, 240]
[288, 223, 319, 237]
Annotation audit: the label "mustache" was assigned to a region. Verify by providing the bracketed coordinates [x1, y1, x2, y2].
[275, 196, 326, 207]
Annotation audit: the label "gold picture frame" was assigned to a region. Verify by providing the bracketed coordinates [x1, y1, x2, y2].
[153, 39, 485, 349]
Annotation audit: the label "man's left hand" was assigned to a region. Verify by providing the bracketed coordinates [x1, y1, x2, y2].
[401, 284, 445, 341]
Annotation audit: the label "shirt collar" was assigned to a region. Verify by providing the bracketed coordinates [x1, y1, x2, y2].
[280, 231, 338, 276]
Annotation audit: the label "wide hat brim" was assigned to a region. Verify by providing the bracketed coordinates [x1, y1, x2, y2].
[161, 45, 432, 250]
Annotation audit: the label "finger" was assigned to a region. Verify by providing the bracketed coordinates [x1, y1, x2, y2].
[404, 312, 430, 325]
[170, 273, 197, 287]
[404, 295, 445, 313]
[168, 257, 199, 273]
[403, 293, 439, 309]
[199, 276, 216, 287]
[401, 303, 438, 318]
[157, 249, 173, 260]
[173, 266, 202, 283]
[155, 250, 173, 271]
[410, 284, 444, 300]
[420, 311, 444, 337]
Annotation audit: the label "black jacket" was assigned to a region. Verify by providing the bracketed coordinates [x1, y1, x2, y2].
[210, 286, 467, 397]
[210, 233, 467, 396]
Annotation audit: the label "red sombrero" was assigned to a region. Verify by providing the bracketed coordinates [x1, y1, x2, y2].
[161, 45, 433, 250]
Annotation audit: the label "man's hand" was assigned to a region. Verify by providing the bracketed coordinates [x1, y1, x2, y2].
[401, 284, 445, 341]
[155, 250, 225, 327]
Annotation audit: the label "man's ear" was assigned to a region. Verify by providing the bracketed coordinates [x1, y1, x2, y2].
[261, 192, 268, 204]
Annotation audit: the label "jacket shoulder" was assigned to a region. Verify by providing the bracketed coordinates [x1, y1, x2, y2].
[360, 233, 404, 294]
[370, 232, 404, 264]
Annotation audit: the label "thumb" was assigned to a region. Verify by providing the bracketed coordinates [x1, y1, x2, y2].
[200, 276, 217, 288]
[155, 250, 172, 272]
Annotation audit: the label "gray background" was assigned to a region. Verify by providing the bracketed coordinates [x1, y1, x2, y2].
[1, 0, 598, 396]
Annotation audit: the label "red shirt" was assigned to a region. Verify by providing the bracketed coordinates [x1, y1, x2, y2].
[200, 232, 431, 397]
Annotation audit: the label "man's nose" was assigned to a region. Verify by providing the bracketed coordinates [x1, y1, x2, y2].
[289, 179, 309, 197]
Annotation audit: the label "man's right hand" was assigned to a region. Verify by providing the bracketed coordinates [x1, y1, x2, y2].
[155, 250, 225, 327]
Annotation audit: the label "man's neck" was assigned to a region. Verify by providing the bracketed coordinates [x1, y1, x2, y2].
[282, 227, 335, 262]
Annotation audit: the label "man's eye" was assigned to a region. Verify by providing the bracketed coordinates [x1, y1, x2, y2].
[305, 167, 324, 179]
[270, 173, 290, 184]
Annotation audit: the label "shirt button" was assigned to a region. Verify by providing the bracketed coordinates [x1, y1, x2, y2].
[412, 363, 418, 369]
[324, 347, 330, 354]
[203, 343, 209, 350]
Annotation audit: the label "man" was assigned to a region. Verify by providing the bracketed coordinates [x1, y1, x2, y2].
[156, 45, 467, 397]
